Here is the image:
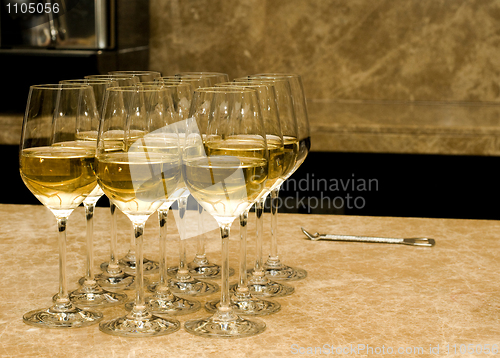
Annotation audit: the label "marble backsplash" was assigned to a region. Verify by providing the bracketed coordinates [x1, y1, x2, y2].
[149, 0, 500, 102]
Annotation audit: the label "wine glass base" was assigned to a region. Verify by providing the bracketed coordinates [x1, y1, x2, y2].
[23, 305, 103, 329]
[262, 264, 307, 281]
[94, 272, 136, 291]
[100, 257, 159, 276]
[184, 313, 266, 338]
[124, 294, 201, 316]
[236, 279, 294, 298]
[168, 265, 235, 279]
[99, 311, 180, 337]
[168, 277, 219, 297]
[68, 286, 128, 308]
[205, 296, 280, 316]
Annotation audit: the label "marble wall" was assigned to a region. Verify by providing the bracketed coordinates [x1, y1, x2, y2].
[149, 0, 500, 102]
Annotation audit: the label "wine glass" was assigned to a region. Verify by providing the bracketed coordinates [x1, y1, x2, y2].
[175, 72, 229, 86]
[249, 73, 310, 281]
[183, 87, 267, 338]
[80, 75, 137, 290]
[205, 81, 289, 314]
[86, 74, 159, 278]
[174, 73, 237, 278]
[137, 81, 219, 295]
[153, 80, 235, 280]
[231, 77, 299, 294]
[20, 83, 103, 328]
[57, 78, 128, 307]
[96, 85, 181, 337]
[154, 82, 219, 296]
[124, 81, 207, 314]
[108, 70, 162, 82]
[108, 70, 161, 275]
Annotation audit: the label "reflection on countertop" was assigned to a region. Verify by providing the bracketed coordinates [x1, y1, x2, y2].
[4, 100, 500, 155]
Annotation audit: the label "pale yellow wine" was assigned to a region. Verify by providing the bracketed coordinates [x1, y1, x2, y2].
[281, 135, 300, 181]
[95, 151, 181, 216]
[20, 146, 97, 211]
[183, 155, 267, 221]
[205, 134, 283, 192]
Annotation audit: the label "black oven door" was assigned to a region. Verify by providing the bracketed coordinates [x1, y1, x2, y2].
[0, 0, 113, 50]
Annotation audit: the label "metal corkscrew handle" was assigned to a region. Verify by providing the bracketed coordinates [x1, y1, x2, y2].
[320, 233, 404, 244]
[301, 228, 435, 247]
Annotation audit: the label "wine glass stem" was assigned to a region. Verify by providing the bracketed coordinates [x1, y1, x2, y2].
[219, 224, 231, 310]
[254, 198, 265, 274]
[57, 216, 69, 301]
[107, 203, 121, 274]
[84, 202, 95, 280]
[269, 187, 280, 262]
[133, 222, 146, 309]
[238, 210, 249, 290]
[129, 225, 136, 257]
[177, 196, 189, 278]
[158, 209, 168, 286]
[110, 203, 117, 265]
[195, 205, 207, 262]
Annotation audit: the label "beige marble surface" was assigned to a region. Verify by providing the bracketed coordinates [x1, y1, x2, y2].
[0, 113, 23, 146]
[309, 100, 500, 155]
[1, 204, 500, 357]
[149, 0, 500, 102]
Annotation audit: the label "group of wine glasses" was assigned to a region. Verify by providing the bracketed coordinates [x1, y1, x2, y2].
[19, 70, 311, 338]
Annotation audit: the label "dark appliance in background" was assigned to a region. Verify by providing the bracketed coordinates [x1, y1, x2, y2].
[0, 0, 150, 112]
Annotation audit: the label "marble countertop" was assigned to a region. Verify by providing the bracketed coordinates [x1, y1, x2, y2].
[1, 203, 500, 357]
[0, 112, 23, 146]
[308, 100, 500, 155]
[4, 100, 500, 155]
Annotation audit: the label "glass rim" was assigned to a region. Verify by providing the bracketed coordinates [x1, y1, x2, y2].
[30, 83, 92, 90]
[85, 74, 135, 80]
[194, 86, 257, 94]
[158, 76, 206, 83]
[174, 74, 209, 78]
[108, 70, 162, 75]
[106, 85, 169, 93]
[250, 73, 301, 79]
[216, 81, 275, 89]
[152, 80, 193, 87]
[60, 78, 113, 84]
[233, 76, 289, 84]
[176, 72, 228, 77]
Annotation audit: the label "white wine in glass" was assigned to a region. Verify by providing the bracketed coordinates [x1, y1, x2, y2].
[20, 84, 103, 328]
[96, 85, 181, 337]
[59, 78, 128, 307]
[183, 87, 268, 338]
[248, 73, 310, 281]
